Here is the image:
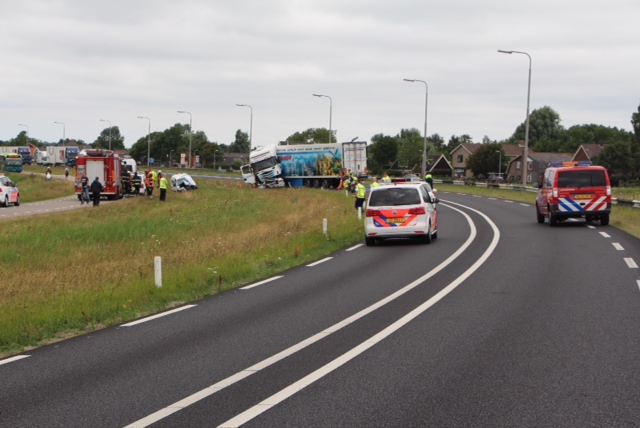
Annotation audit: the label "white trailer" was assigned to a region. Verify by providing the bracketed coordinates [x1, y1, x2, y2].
[45, 146, 65, 166]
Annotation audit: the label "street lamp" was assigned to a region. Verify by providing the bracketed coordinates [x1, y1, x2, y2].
[99, 119, 112, 150]
[403, 79, 429, 179]
[496, 150, 502, 179]
[498, 49, 531, 187]
[236, 104, 253, 149]
[312, 94, 332, 144]
[177, 110, 192, 168]
[54, 121, 65, 146]
[137, 116, 151, 167]
[213, 149, 220, 171]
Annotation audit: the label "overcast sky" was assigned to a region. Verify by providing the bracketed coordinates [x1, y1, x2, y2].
[1, 0, 638, 149]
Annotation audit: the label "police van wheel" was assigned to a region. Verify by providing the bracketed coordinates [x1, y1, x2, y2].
[548, 208, 558, 227]
[600, 214, 610, 226]
[536, 205, 545, 224]
[365, 236, 375, 246]
[14, 196, 20, 207]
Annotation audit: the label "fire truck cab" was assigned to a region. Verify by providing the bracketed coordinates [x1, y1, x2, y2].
[536, 162, 611, 226]
[75, 150, 124, 201]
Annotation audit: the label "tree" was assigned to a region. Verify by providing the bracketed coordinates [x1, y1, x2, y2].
[286, 128, 334, 144]
[510, 105, 563, 149]
[93, 126, 125, 150]
[368, 133, 398, 175]
[466, 143, 503, 178]
[396, 128, 423, 170]
[228, 129, 250, 153]
[428, 133, 446, 156]
[631, 103, 640, 145]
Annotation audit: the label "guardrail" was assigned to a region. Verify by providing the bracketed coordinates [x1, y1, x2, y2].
[436, 179, 639, 209]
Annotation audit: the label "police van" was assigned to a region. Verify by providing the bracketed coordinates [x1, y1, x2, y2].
[536, 162, 611, 226]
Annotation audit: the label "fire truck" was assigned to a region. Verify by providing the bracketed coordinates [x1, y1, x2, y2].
[75, 150, 124, 201]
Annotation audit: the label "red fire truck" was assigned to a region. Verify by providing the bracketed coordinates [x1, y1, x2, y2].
[75, 150, 124, 201]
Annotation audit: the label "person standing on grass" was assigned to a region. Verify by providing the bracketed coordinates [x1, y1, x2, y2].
[132, 172, 141, 196]
[89, 177, 103, 207]
[159, 173, 168, 201]
[145, 172, 154, 199]
[64, 167, 69, 179]
[355, 178, 366, 211]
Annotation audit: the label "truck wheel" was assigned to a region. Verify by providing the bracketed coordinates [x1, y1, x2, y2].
[548, 207, 557, 227]
[321, 179, 329, 189]
[536, 205, 545, 224]
[600, 214, 610, 226]
[312, 179, 320, 188]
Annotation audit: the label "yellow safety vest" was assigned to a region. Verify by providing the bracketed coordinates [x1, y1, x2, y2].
[356, 183, 366, 198]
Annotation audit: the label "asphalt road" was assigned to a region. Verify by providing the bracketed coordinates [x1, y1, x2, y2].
[1, 191, 639, 427]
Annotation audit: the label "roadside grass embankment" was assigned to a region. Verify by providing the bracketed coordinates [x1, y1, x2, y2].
[8, 170, 76, 202]
[0, 181, 363, 356]
[436, 183, 640, 239]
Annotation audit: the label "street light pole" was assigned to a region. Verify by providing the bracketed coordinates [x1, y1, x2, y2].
[18, 123, 29, 145]
[498, 49, 531, 187]
[99, 119, 112, 150]
[137, 116, 151, 167]
[403, 79, 428, 178]
[496, 150, 502, 178]
[177, 110, 192, 168]
[54, 121, 65, 146]
[236, 104, 253, 150]
[312, 94, 332, 144]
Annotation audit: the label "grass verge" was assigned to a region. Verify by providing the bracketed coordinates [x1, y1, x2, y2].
[0, 181, 363, 356]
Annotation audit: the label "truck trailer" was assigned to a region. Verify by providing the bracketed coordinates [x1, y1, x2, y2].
[241, 142, 367, 189]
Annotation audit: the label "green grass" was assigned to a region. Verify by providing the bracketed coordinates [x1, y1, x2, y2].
[0, 181, 363, 356]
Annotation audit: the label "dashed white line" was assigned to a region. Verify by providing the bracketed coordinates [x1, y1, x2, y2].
[599, 232, 611, 238]
[345, 244, 363, 252]
[306, 257, 333, 267]
[121, 305, 197, 327]
[0, 355, 30, 366]
[241, 276, 284, 290]
[612, 242, 624, 251]
[637, 280, 640, 292]
[623, 258, 638, 269]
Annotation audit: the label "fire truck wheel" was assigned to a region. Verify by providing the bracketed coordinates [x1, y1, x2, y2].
[600, 214, 610, 226]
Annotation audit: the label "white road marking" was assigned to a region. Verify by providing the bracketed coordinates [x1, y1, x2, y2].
[219, 201, 500, 427]
[599, 232, 611, 238]
[121, 305, 197, 327]
[0, 355, 30, 366]
[504, 200, 513, 203]
[637, 280, 640, 292]
[519, 203, 528, 206]
[306, 257, 333, 267]
[241, 276, 284, 290]
[345, 244, 363, 251]
[612, 242, 624, 251]
[125, 202, 483, 428]
[624, 258, 638, 268]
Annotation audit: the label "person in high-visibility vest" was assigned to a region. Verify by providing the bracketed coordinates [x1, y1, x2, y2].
[425, 173, 434, 189]
[159, 173, 168, 201]
[371, 177, 380, 188]
[355, 178, 366, 211]
[145, 172, 154, 199]
[382, 173, 391, 183]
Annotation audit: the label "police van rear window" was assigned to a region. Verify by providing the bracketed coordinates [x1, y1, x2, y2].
[369, 188, 421, 206]
[558, 170, 607, 188]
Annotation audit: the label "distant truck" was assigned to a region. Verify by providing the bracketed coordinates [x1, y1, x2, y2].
[241, 142, 368, 188]
[45, 146, 66, 166]
[65, 146, 79, 167]
[35, 150, 48, 165]
[0, 146, 32, 165]
[74, 150, 123, 200]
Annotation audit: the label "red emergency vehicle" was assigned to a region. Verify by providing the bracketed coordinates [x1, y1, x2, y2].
[536, 162, 611, 226]
[75, 150, 124, 201]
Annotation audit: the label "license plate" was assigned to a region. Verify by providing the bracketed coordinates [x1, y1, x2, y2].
[387, 218, 405, 224]
[574, 194, 592, 200]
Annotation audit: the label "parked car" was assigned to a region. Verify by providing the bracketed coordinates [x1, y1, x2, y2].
[364, 182, 438, 245]
[170, 173, 197, 191]
[0, 174, 20, 207]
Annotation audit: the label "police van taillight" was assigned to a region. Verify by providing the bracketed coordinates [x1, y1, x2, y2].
[606, 186, 611, 196]
[552, 188, 558, 198]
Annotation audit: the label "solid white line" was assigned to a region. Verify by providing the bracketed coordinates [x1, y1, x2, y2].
[612, 242, 624, 251]
[241, 276, 284, 290]
[504, 200, 513, 203]
[624, 258, 638, 268]
[219, 201, 500, 427]
[0, 355, 30, 366]
[121, 305, 197, 327]
[519, 203, 529, 206]
[124, 202, 481, 428]
[345, 244, 363, 252]
[599, 232, 611, 238]
[637, 280, 640, 292]
[306, 257, 333, 267]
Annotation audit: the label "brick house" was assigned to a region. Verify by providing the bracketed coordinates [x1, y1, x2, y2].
[506, 152, 573, 185]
